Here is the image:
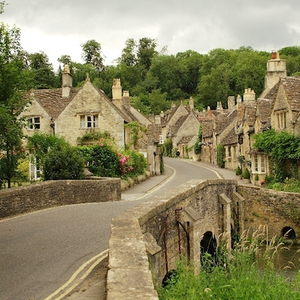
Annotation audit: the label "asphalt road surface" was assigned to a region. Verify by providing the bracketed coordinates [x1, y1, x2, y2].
[0, 158, 220, 300]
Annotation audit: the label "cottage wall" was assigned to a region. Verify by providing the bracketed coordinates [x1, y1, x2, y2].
[56, 81, 125, 147]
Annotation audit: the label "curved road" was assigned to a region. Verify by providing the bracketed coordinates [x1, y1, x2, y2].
[0, 158, 221, 300]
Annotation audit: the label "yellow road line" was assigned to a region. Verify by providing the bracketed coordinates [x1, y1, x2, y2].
[44, 249, 108, 300]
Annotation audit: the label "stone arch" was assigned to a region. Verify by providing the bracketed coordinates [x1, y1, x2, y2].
[281, 226, 296, 239]
[200, 231, 218, 267]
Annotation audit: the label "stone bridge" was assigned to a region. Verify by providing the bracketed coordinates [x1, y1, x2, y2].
[107, 179, 300, 300]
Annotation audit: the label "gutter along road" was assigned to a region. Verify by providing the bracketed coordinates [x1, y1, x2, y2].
[0, 158, 225, 300]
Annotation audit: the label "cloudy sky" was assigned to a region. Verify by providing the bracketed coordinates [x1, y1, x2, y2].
[1, 0, 300, 70]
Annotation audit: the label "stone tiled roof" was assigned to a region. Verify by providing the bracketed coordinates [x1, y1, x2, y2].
[25, 88, 80, 120]
[178, 135, 194, 144]
[244, 105, 256, 126]
[281, 77, 300, 112]
[202, 120, 213, 138]
[146, 124, 162, 144]
[221, 127, 237, 146]
[169, 115, 188, 136]
[256, 99, 272, 130]
[214, 110, 237, 135]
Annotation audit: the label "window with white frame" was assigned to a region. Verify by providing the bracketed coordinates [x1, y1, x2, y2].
[80, 114, 99, 128]
[30, 157, 41, 180]
[27, 117, 40, 130]
[252, 154, 266, 173]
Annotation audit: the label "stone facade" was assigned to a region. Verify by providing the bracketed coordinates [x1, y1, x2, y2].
[200, 52, 300, 183]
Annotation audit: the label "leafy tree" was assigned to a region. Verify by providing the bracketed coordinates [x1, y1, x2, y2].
[0, 106, 24, 188]
[28, 51, 58, 88]
[81, 39, 105, 72]
[0, 23, 31, 188]
[136, 37, 158, 77]
[119, 38, 137, 66]
[0, 1, 5, 14]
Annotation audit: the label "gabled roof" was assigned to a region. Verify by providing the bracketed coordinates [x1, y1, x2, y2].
[280, 77, 300, 112]
[24, 88, 80, 120]
[214, 110, 237, 135]
[221, 127, 237, 146]
[202, 120, 213, 138]
[256, 99, 272, 130]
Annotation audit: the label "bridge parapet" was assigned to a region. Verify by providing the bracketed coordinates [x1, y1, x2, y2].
[107, 179, 238, 299]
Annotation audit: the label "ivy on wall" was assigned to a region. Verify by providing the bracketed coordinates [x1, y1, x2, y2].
[253, 129, 300, 182]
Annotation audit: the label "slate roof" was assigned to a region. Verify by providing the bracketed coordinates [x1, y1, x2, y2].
[202, 120, 213, 138]
[25, 88, 80, 120]
[281, 77, 300, 112]
[221, 127, 237, 146]
[178, 135, 194, 144]
[256, 99, 272, 130]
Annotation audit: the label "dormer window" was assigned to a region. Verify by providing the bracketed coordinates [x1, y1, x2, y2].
[80, 114, 99, 128]
[276, 111, 287, 129]
[27, 117, 40, 130]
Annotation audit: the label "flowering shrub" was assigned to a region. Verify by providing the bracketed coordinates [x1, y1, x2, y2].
[76, 144, 147, 179]
[118, 153, 133, 175]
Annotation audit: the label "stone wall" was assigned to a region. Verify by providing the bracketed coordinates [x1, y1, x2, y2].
[0, 178, 121, 219]
[107, 179, 237, 300]
[237, 185, 300, 237]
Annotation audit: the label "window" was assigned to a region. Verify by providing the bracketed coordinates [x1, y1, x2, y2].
[30, 157, 41, 180]
[80, 115, 99, 128]
[276, 111, 287, 129]
[252, 154, 266, 173]
[159, 135, 164, 144]
[28, 117, 40, 130]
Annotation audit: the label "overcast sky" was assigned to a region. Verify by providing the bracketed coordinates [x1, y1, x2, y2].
[1, 0, 300, 70]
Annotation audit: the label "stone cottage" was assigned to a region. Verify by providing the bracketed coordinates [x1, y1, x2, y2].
[20, 67, 161, 178]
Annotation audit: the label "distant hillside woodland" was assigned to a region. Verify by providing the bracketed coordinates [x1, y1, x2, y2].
[3, 22, 300, 114]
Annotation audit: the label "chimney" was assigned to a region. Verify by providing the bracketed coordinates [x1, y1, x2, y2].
[189, 96, 194, 110]
[112, 79, 122, 108]
[243, 88, 256, 105]
[227, 96, 235, 112]
[112, 79, 122, 100]
[260, 51, 286, 98]
[122, 90, 130, 108]
[216, 101, 223, 112]
[62, 65, 72, 98]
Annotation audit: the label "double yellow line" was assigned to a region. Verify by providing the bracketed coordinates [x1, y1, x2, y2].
[44, 249, 108, 300]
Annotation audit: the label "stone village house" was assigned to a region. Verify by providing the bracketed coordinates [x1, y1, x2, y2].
[20, 67, 161, 179]
[201, 52, 300, 183]
[149, 97, 201, 159]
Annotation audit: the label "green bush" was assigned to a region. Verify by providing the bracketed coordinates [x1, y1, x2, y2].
[43, 145, 85, 180]
[242, 168, 250, 179]
[86, 144, 122, 178]
[217, 144, 225, 168]
[235, 166, 242, 176]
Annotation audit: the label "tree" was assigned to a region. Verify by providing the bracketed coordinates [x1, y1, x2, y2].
[119, 38, 137, 66]
[81, 39, 105, 72]
[0, 1, 5, 14]
[28, 51, 58, 89]
[0, 106, 24, 188]
[0, 23, 31, 188]
[136, 38, 158, 76]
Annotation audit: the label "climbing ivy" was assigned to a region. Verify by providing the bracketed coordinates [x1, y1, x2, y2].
[217, 144, 225, 168]
[253, 129, 300, 182]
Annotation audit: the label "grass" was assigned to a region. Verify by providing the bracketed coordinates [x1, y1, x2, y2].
[158, 228, 300, 300]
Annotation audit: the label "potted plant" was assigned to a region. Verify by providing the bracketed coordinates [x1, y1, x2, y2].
[235, 166, 242, 179]
[242, 168, 251, 183]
